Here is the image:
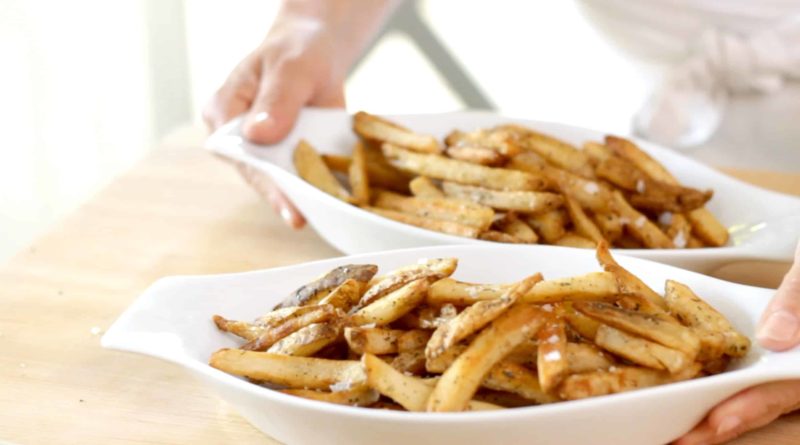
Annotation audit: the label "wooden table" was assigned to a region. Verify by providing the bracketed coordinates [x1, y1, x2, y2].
[1, 126, 798, 444]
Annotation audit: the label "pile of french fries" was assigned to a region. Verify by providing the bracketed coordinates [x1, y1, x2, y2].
[209, 243, 749, 412]
[292, 111, 729, 248]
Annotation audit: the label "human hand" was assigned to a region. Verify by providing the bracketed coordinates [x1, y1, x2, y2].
[203, 0, 399, 228]
[675, 240, 800, 444]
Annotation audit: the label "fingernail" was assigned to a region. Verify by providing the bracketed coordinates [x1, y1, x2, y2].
[279, 207, 293, 225]
[250, 111, 269, 124]
[716, 416, 741, 435]
[758, 310, 799, 343]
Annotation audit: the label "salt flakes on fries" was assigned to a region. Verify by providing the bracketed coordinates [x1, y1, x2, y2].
[294, 111, 729, 249]
[209, 243, 750, 411]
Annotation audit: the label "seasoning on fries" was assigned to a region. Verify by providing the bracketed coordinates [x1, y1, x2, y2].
[292, 111, 728, 248]
[210, 243, 750, 411]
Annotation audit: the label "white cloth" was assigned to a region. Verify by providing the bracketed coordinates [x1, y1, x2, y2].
[634, 18, 800, 147]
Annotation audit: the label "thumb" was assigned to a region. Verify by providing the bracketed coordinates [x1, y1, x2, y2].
[242, 66, 314, 145]
[757, 239, 800, 351]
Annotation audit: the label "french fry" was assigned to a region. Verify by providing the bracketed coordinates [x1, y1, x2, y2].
[349, 141, 370, 205]
[427, 304, 547, 411]
[353, 111, 441, 153]
[555, 232, 596, 248]
[268, 320, 344, 357]
[210, 349, 366, 390]
[344, 327, 431, 355]
[564, 197, 604, 244]
[363, 353, 500, 411]
[293, 139, 352, 202]
[687, 208, 729, 247]
[493, 212, 539, 243]
[537, 318, 569, 393]
[349, 279, 428, 326]
[566, 342, 614, 373]
[611, 191, 674, 249]
[664, 280, 750, 358]
[391, 349, 427, 375]
[510, 126, 594, 177]
[426, 274, 542, 358]
[383, 143, 546, 191]
[595, 241, 666, 310]
[281, 386, 380, 407]
[542, 166, 612, 213]
[663, 213, 691, 249]
[427, 278, 512, 305]
[213, 315, 265, 341]
[445, 128, 521, 157]
[593, 212, 624, 243]
[372, 189, 494, 230]
[483, 361, 558, 404]
[562, 303, 602, 341]
[524, 272, 620, 304]
[525, 209, 567, 243]
[479, 230, 525, 243]
[446, 145, 506, 166]
[243, 304, 341, 351]
[317, 279, 362, 312]
[275, 264, 377, 309]
[442, 181, 564, 213]
[322, 152, 411, 193]
[595, 325, 691, 373]
[558, 364, 701, 400]
[360, 258, 456, 307]
[366, 207, 481, 238]
[573, 301, 700, 359]
[409, 176, 445, 199]
[582, 141, 613, 164]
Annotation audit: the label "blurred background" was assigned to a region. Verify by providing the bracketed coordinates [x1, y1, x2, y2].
[2, 0, 798, 262]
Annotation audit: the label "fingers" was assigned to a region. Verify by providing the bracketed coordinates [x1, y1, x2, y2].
[203, 57, 261, 131]
[758, 240, 800, 351]
[233, 161, 306, 229]
[674, 380, 800, 445]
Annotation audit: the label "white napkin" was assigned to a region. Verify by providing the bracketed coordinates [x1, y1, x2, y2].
[634, 17, 800, 148]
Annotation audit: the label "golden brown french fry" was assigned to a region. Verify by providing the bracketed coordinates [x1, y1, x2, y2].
[573, 301, 700, 359]
[593, 212, 624, 243]
[349, 141, 370, 205]
[293, 139, 352, 202]
[483, 361, 558, 404]
[427, 278, 511, 305]
[511, 127, 593, 177]
[426, 274, 542, 358]
[558, 364, 701, 400]
[582, 141, 613, 164]
[687, 208, 729, 247]
[344, 327, 431, 355]
[317, 279, 362, 312]
[349, 279, 428, 326]
[383, 143, 546, 191]
[540, 166, 612, 213]
[322, 153, 411, 193]
[275, 264, 377, 309]
[566, 342, 614, 373]
[210, 349, 366, 390]
[525, 272, 620, 303]
[427, 304, 547, 411]
[409, 176, 445, 199]
[611, 191, 674, 249]
[562, 303, 602, 341]
[595, 241, 667, 310]
[664, 280, 750, 358]
[372, 189, 494, 230]
[604, 135, 728, 246]
[213, 315, 265, 341]
[555, 232, 596, 248]
[363, 353, 500, 411]
[525, 209, 567, 243]
[442, 181, 564, 213]
[537, 318, 568, 393]
[663, 213, 691, 249]
[595, 324, 691, 373]
[321, 153, 352, 172]
[360, 258, 457, 307]
[281, 386, 380, 407]
[243, 304, 341, 351]
[445, 128, 521, 157]
[564, 197, 604, 244]
[353, 111, 440, 153]
[479, 230, 525, 244]
[446, 145, 506, 166]
[493, 212, 539, 243]
[366, 207, 482, 238]
[391, 349, 427, 375]
[268, 320, 344, 357]
[425, 343, 468, 373]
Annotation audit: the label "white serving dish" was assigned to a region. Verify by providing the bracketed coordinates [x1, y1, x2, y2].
[103, 245, 800, 445]
[205, 108, 800, 273]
